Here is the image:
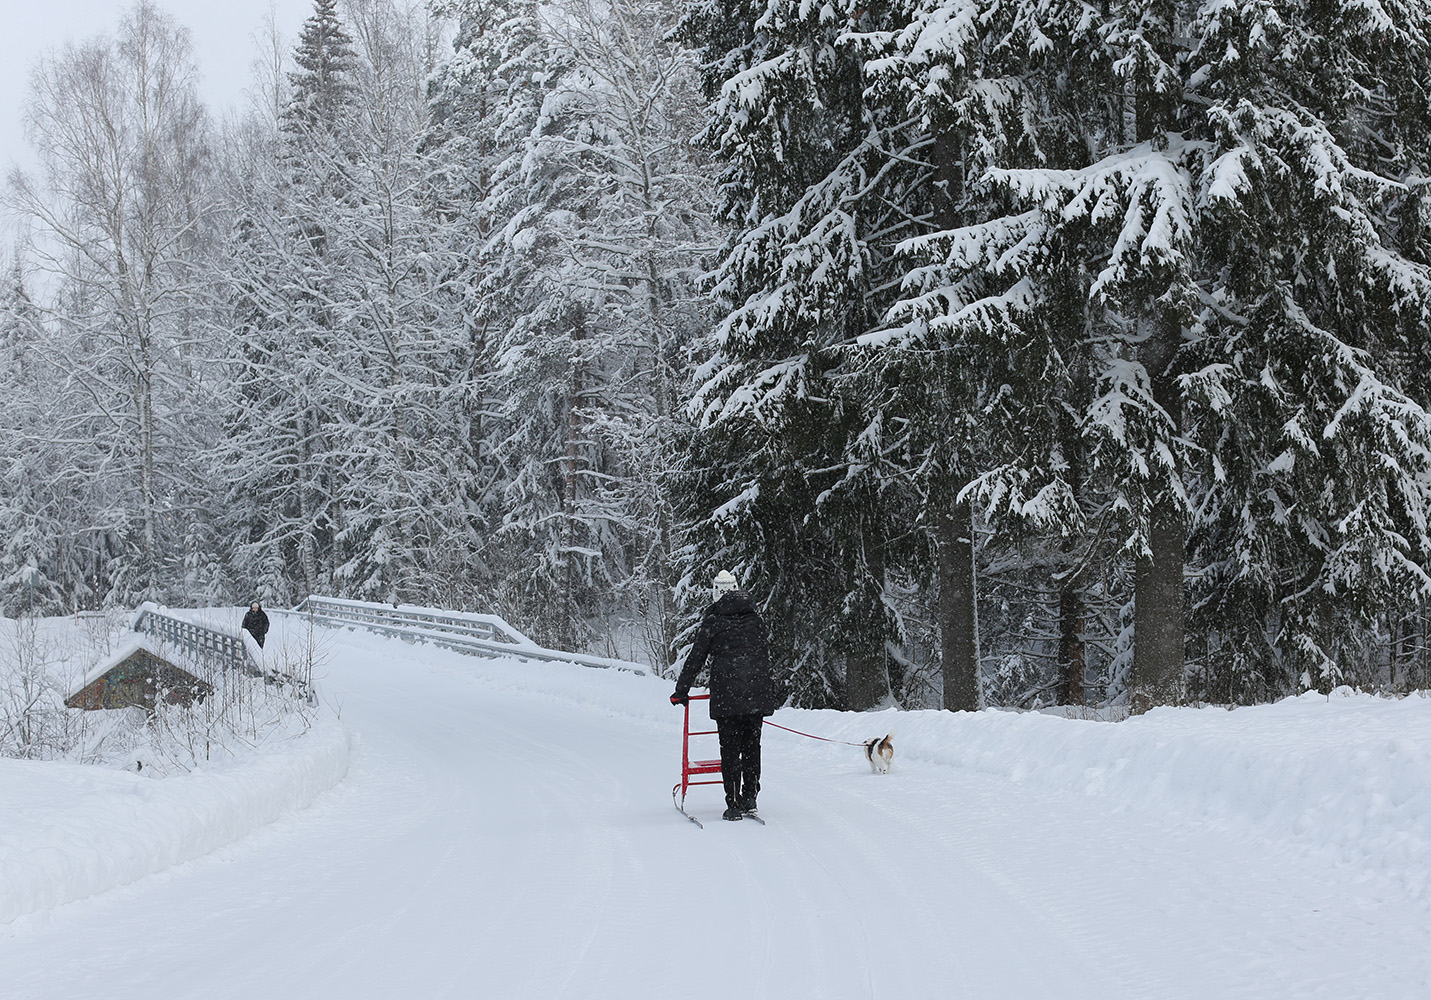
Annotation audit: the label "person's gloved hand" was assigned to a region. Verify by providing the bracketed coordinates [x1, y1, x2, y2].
[670, 692, 688, 706]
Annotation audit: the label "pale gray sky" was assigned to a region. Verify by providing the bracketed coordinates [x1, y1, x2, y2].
[2, 0, 318, 178]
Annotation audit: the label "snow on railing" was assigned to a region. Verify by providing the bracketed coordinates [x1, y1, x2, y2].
[288, 596, 647, 676]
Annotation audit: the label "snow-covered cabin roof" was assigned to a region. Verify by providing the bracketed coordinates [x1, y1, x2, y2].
[70, 636, 165, 695]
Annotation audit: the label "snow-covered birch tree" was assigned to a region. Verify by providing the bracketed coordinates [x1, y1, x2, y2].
[215, 0, 469, 606]
[6, 0, 218, 605]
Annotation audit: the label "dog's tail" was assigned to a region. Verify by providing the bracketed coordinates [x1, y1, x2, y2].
[866, 731, 895, 752]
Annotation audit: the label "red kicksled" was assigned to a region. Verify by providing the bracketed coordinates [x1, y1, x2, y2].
[672, 694, 722, 828]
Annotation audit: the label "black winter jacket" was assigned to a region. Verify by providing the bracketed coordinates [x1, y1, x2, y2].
[242, 606, 270, 644]
[675, 592, 776, 718]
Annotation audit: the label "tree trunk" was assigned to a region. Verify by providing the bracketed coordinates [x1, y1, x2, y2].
[642, 189, 676, 674]
[1132, 500, 1185, 711]
[927, 131, 978, 712]
[844, 537, 891, 711]
[560, 412, 578, 651]
[1056, 402, 1087, 707]
[1131, 318, 1185, 712]
[1420, 599, 1430, 691]
[560, 346, 583, 652]
[1057, 581, 1086, 706]
[937, 499, 979, 712]
[844, 649, 890, 711]
[299, 408, 319, 596]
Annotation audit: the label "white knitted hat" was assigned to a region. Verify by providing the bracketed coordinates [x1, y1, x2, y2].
[712, 570, 739, 597]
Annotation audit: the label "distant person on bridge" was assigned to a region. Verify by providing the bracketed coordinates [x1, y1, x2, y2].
[671, 570, 777, 821]
[242, 602, 270, 649]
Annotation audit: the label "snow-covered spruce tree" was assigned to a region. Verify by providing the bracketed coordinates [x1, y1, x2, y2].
[216, 0, 469, 606]
[425, 0, 550, 239]
[287, 0, 360, 133]
[423, 0, 572, 624]
[675, 0, 933, 709]
[1183, 0, 1431, 699]
[429, 0, 578, 644]
[7, 0, 219, 607]
[872, 0, 1431, 706]
[848, 0, 1134, 709]
[214, 0, 363, 602]
[464, 0, 715, 661]
[542, 0, 717, 667]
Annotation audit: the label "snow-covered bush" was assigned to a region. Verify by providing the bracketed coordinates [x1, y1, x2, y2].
[0, 612, 87, 759]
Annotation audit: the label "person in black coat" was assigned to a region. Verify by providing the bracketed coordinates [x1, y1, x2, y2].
[242, 602, 270, 649]
[671, 570, 777, 820]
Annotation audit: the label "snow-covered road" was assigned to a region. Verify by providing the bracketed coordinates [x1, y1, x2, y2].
[4, 619, 1430, 998]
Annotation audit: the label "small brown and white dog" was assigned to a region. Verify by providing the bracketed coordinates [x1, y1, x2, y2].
[864, 732, 894, 774]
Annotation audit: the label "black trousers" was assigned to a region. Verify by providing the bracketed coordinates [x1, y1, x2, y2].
[716, 714, 763, 810]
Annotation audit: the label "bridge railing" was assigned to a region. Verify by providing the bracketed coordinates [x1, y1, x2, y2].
[290, 596, 534, 646]
[288, 596, 647, 676]
[131, 604, 314, 700]
[132, 604, 262, 678]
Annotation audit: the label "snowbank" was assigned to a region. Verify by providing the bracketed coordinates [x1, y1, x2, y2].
[0, 711, 351, 924]
[772, 689, 1431, 894]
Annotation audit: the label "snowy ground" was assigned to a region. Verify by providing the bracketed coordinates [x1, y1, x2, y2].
[3, 613, 1431, 998]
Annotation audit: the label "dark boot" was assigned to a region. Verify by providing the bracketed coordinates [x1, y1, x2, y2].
[738, 772, 758, 813]
[722, 806, 744, 821]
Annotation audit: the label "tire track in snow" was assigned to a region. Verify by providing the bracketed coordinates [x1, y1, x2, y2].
[724, 826, 781, 1000]
[765, 736, 1127, 1000]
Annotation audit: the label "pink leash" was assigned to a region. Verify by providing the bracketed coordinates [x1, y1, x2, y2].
[763, 720, 868, 747]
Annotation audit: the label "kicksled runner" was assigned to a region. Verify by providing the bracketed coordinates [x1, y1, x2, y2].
[671, 694, 763, 828]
